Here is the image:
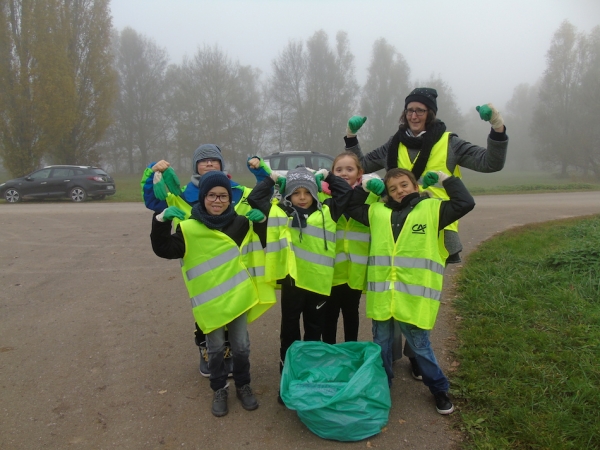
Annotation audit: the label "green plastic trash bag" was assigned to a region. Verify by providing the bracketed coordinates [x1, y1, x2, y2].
[280, 341, 391, 441]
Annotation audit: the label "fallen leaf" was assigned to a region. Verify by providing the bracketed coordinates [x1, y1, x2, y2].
[158, 390, 167, 394]
[398, 419, 406, 424]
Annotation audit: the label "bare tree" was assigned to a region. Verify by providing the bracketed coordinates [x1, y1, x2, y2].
[532, 20, 584, 176]
[107, 27, 170, 174]
[0, 0, 46, 176]
[577, 25, 600, 178]
[413, 75, 465, 137]
[268, 30, 358, 156]
[49, 0, 117, 165]
[504, 82, 540, 170]
[359, 38, 411, 152]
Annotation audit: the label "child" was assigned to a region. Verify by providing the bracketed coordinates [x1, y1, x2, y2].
[347, 168, 475, 415]
[150, 171, 275, 417]
[319, 152, 375, 344]
[248, 165, 353, 403]
[142, 144, 270, 378]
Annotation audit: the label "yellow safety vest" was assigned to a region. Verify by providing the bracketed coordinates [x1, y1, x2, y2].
[265, 199, 291, 283]
[366, 201, 447, 330]
[179, 219, 274, 334]
[288, 205, 337, 295]
[326, 191, 379, 290]
[397, 132, 462, 232]
[265, 200, 337, 295]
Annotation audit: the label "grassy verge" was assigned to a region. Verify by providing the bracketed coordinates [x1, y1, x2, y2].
[1, 170, 599, 204]
[452, 215, 600, 449]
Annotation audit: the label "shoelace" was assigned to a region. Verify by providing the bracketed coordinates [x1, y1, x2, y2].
[237, 385, 253, 396]
[214, 388, 228, 401]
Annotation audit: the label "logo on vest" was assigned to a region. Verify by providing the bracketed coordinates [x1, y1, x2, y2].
[412, 223, 427, 234]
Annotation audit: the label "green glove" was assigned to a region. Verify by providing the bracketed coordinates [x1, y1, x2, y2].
[476, 104, 493, 121]
[153, 172, 169, 200]
[422, 171, 439, 189]
[163, 206, 187, 222]
[162, 167, 182, 196]
[347, 115, 367, 135]
[248, 156, 272, 175]
[276, 176, 286, 195]
[366, 178, 385, 196]
[246, 209, 265, 222]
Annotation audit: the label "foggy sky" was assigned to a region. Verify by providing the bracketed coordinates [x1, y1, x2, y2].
[109, 0, 600, 115]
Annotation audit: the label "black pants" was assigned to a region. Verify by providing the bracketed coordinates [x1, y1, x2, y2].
[279, 276, 328, 371]
[321, 283, 361, 344]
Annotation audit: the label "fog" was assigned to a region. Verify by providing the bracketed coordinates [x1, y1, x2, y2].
[109, 0, 600, 114]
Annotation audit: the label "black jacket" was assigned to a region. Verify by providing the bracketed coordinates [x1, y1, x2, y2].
[151, 213, 267, 260]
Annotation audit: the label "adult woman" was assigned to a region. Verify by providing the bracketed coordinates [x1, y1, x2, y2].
[344, 87, 507, 378]
[344, 87, 507, 264]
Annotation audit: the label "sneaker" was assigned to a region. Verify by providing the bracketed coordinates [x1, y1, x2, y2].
[224, 345, 233, 378]
[434, 392, 455, 415]
[236, 384, 259, 411]
[211, 387, 229, 417]
[409, 357, 423, 381]
[199, 344, 209, 378]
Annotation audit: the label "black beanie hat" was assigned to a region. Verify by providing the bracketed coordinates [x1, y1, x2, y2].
[197, 171, 232, 202]
[405, 87, 438, 113]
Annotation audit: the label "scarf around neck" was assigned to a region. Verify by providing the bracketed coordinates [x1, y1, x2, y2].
[386, 120, 447, 180]
[190, 202, 237, 230]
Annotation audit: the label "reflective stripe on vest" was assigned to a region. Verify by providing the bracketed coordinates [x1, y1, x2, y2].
[241, 222, 277, 323]
[367, 281, 441, 301]
[327, 191, 377, 289]
[287, 205, 336, 295]
[264, 200, 291, 282]
[179, 220, 273, 334]
[366, 201, 445, 330]
[367, 256, 445, 275]
[397, 132, 461, 233]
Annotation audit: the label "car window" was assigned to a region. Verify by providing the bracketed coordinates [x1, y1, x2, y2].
[90, 168, 108, 176]
[286, 156, 306, 170]
[73, 169, 86, 176]
[51, 168, 74, 178]
[267, 157, 282, 170]
[29, 169, 51, 180]
[311, 156, 333, 170]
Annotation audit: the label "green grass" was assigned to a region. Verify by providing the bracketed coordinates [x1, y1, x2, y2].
[461, 170, 600, 195]
[452, 215, 600, 449]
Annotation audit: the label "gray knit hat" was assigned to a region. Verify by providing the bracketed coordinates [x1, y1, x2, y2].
[284, 165, 319, 205]
[405, 87, 438, 113]
[192, 144, 225, 174]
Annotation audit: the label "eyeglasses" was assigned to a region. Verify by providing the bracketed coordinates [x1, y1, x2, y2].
[405, 108, 427, 117]
[206, 193, 230, 202]
[198, 158, 220, 165]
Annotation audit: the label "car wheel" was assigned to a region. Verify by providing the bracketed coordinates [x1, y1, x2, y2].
[69, 187, 87, 202]
[4, 188, 21, 203]
[92, 195, 106, 200]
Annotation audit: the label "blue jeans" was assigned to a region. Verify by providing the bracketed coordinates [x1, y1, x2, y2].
[206, 313, 251, 391]
[372, 319, 449, 394]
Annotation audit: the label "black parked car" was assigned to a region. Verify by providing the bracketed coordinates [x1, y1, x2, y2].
[0, 165, 116, 203]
